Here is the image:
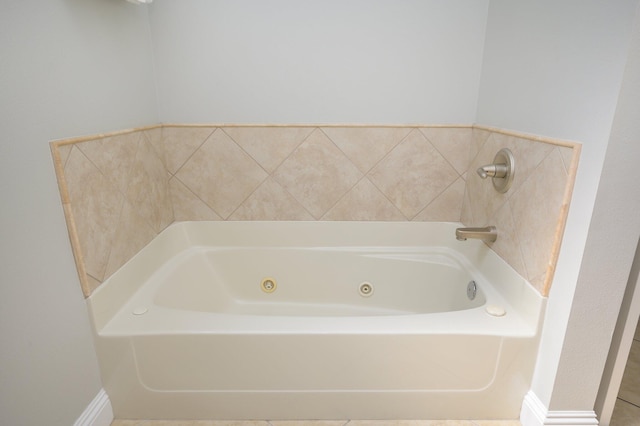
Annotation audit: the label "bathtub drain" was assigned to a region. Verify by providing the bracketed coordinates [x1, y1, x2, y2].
[467, 280, 477, 300]
[260, 277, 277, 293]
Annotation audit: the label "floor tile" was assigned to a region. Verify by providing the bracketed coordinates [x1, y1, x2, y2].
[270, 421, 348, 426]
[610, 398, 640, 426]
[619, 340, 640, 406]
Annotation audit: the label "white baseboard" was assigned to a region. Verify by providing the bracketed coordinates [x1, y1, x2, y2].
[521, 391, 599, 426]
[74, 388, 113, 426]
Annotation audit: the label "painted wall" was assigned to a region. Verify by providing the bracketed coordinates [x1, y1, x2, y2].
[149, 0, 489, 124]
[0, 1, 158, 424]
[552, 2, 640, 415]
[476, 0, 639, 411]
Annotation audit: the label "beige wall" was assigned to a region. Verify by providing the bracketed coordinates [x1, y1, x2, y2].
[52, 124, 577, 298]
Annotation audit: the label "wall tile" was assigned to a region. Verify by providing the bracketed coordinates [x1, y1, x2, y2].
[162, 126, 216, 174]
[413, 177, 466, 222]
[510, 148, 568, 286]
[103, 199, 157, 279]
[169, 177, 222, 222]
[489, 201, 527, 280]
[558, 145, 574, 174]
[176, 129, 268, 219]
[322, 177, 406, 221]
[273, 129, 363, 219]
[76, 132, 141, 194]
[229, 177, 314, 221]
[469, 127, 492, 165]
[144, 127, 165, 167]
[126, 138, 174, 232]
[222, 126, 314, 173]
[57, 144, 73, 168]
[64, 146, 124, 281]
[419, 127, 473, 175]
[368, 129, 459, 219]
[321, 127, 411, 174]
[54, 125, 577, 298]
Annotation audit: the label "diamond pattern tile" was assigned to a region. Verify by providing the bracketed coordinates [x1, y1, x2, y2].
[322, 127, 411, 173]
[230, 177, 314, 221]
[322, 178, 406, 221]
[53, 124, 577, 298]
[273, 129, 362, 219]
[368, 129, 459, 219]
[176, 129, 268, 219]
[223, 126, 314, 173]
[162, 126, 216, 174]
[126, 138, 174, 232]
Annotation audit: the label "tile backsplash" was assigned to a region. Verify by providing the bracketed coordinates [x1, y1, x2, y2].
[51, 124, 579, 297]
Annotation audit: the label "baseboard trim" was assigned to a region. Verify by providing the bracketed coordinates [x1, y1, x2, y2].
[74, 388, 113, 426]
[521, 391, 599, 426]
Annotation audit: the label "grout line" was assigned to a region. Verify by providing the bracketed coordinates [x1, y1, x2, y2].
[618, 396, 640, 409]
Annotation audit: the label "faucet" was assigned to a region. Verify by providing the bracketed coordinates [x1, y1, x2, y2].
[455, 226, 497, 242]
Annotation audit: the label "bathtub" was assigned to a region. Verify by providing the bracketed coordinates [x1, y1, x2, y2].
[88, 221, 544, 420]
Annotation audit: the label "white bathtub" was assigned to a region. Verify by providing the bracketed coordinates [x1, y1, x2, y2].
[89, 221, 544, 420]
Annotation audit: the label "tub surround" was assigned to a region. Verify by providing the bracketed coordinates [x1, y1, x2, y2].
[51, 124, 579, 297]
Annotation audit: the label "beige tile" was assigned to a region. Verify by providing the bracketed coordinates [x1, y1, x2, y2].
[270, 422, 348, 426]
[557, 145, 574, 174]
[57, 144, 74, 168]
[413, 177, 465, 222]
[460, 184, 474, 225]
[635, 316, 640, 341]
[464, 135, 511, 226]
[347, 422, 473, 426]
[77, 132, 141, 194]
[144, 127, 166, 168]
[176, 129, 268, 219]
[200, 422, 270, 426]
[322, 127, 411, 174]
[368, 129, 458, 219]
[85, 273, 102, 294]
[111, 420, 146, 426]
[162, 126, 216, 174]
[472, 421, 521, 426]
[420, 127, 473, 175]
[126, 138, 174, 232]
[346, 422, 432, 426]
[229, 177, 314, 221]
[169, 177, 221, 222]
[469, 127, 492, 165]
[487, 201, 527, 280]
[273, 129, 362, 219]
[510, 149, 568, 284]
[465, 132, 556, 226]
[65, 147, 124, 281]
[610, 398, 640, 426]
[493, 133, 556, 196]
[322, 178, 406, 221]
[103, 200, 157, 279]
[619, 339, 640, 406]
[223, 126, 314, 173]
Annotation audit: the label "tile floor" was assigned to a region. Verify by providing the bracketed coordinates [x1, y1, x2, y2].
[112, 421, 521, 426]
[610, 318, 640, 425]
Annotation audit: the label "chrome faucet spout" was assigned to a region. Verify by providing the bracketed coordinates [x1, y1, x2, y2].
[455, 226, 497, 242]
